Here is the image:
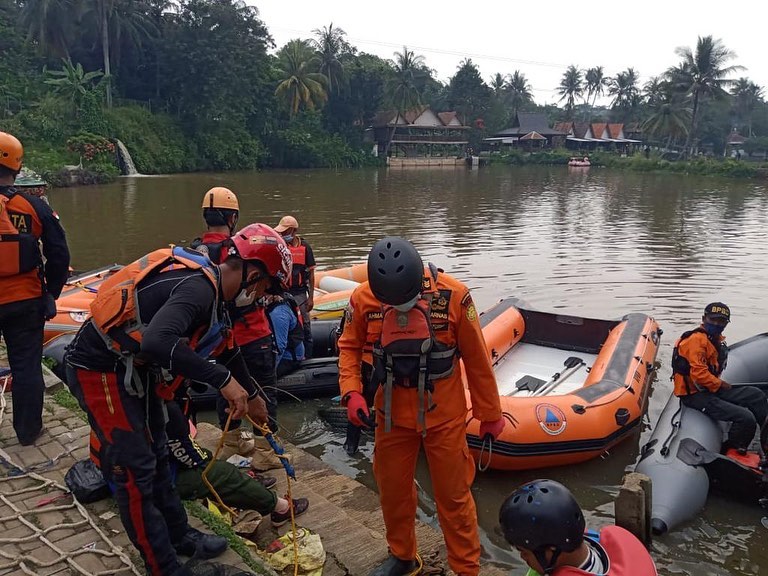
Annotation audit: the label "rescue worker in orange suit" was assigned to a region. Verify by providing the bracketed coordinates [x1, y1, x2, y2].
[0, 131, 70, 445]
[64, 224, 293, 576]
[500, 479, 658, 575]
[191, 188, 279, 431]
[337, 237, 505, 576]
[275, 215, 316, 358]
[672, 302, 768, 455]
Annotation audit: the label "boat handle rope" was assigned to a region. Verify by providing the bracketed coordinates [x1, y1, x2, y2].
[469, 411, 517, 472]
[659, 402, 683, 457]
[202, 411, 300, 576]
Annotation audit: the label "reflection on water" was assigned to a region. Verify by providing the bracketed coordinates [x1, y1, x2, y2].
[53, 166, 768, 575]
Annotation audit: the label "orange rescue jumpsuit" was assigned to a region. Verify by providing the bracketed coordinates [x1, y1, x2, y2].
[338, 271, 501, 576]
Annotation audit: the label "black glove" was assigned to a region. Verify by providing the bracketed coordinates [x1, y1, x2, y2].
[43, 293, 57, 321]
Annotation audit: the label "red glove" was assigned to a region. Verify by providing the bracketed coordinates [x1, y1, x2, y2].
[479, 418, 505, 441]
[344, 391, 374, 428]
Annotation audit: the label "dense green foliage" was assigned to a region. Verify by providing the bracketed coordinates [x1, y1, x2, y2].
[1, 0, 767, 182]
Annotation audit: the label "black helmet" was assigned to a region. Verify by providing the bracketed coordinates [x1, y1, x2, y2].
[499, 479, 585, 574]
[367, 237, 424, 306]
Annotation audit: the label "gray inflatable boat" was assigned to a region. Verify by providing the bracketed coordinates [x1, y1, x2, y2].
[635, 332, 768, 535]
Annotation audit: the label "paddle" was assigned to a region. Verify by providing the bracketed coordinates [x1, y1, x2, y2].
[532, 357, 585, 397]
[677, 437, 765, 474]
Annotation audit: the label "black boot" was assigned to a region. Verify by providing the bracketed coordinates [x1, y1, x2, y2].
[174, 527, 228, 559]
[367, 554, 420, 576]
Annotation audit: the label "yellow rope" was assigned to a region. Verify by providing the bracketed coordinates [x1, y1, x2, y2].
[248, 417, 299, 576]
[199, 410, 300, 575]
[200, 411, 236, 518]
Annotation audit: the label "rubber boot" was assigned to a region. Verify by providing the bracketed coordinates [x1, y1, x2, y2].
[174, 527, 228, 559]
[367, 554, 420, 576]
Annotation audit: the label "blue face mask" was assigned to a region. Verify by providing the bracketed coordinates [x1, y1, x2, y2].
[703, 322, 726, 337]
[282, 234, 294, 243]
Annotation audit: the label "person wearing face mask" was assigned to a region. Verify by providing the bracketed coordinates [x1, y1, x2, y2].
[64, 224, 293, 576]
[191, 189, 279, 433]
[672, 302, 768, 455]
[274, 215, 316, 358]
[337, 237, 504, 576]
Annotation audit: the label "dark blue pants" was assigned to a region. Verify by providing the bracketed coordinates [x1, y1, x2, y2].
[682, 385, 768, 450]
[0, 297, 45, 444]
[66, 364, 189, 576]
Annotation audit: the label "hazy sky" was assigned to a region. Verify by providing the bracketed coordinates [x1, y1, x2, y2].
[254, 0, 764, 106]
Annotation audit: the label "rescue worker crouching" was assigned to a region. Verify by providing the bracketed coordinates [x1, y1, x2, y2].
[499, 479, 658, 575]
[0, 131, 70, 446]
[337, 237, 505, 576]
[672, 303, 768, 456]
[191, 187, 281, 433]
[64, 223, 291, 576]
[275, 215, 316, 358]
[264, 292, 305, 377]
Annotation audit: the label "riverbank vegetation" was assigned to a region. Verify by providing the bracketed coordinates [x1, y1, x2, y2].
[1, 0, 766, 183]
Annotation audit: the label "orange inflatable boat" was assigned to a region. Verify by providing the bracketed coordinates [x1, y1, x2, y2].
[44, 265, 121, 343]
[465, 298, 661, 470]
[45, 264, 361, 342]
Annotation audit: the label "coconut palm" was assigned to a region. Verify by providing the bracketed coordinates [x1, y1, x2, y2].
[310, 22, 350, 95]
[507, 70, 533, 116]
[730, 78, 764, 137]
[490, 73, 506, 97]
[643, 84, 692, 152]
[18, 0, 77, 58]
[608, 68, 640, 120]
[584, 66, 606, 119]
[557, 65, 583, 117]
[389, 46, 425, 115]
[275, 39, 328, 117]
[80, 0, 157, 108]
[668, 35, 744, 156]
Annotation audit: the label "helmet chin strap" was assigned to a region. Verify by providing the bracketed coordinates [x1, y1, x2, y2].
[535, 547, 562, 575]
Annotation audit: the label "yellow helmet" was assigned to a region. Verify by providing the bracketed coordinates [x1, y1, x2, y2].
[0, 132, 23, 171]
[202, 187, 239, 211]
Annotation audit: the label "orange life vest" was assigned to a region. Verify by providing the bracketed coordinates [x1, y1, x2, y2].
[89, 246, 229, 398]
[371, 295, 457, 432]
[288, 240, 308, 290]
[554, 526, 657, 576]
[0, 188, 42, 277]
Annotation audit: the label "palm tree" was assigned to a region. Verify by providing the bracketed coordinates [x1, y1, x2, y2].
[506, 70, 533, 116]
[668, 35, 744, 156]
[584, 66, 606, 120]
[557, 65, 583, 117]
[310, 22, 349, 95]
[643, 80, 692, 152]
[389, 46, 425, 115]
[80, 0, 157, 108]
[608, 68, 640, 120]
[19, 0, 77, 58]
[274, 39, 328, 117]
[490, 73, 506, 97]
[731, 78, 764, 137]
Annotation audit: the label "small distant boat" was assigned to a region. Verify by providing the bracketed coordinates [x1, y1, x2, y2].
[568, 156, 591, 167]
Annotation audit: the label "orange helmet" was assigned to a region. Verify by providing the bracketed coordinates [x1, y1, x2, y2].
[0, 132, 23, 171]
[231, 223, 293, 290]
[202, 187, 239, 211]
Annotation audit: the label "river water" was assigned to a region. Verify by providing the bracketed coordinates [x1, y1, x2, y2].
[51, 165, 768, 575]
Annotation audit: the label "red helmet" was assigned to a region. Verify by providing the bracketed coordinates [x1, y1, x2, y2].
[230, 223, 292, 289]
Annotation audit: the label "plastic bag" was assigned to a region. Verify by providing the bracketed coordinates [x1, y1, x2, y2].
[265, 527, 325, 575]
[65, 459, 111, 503]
